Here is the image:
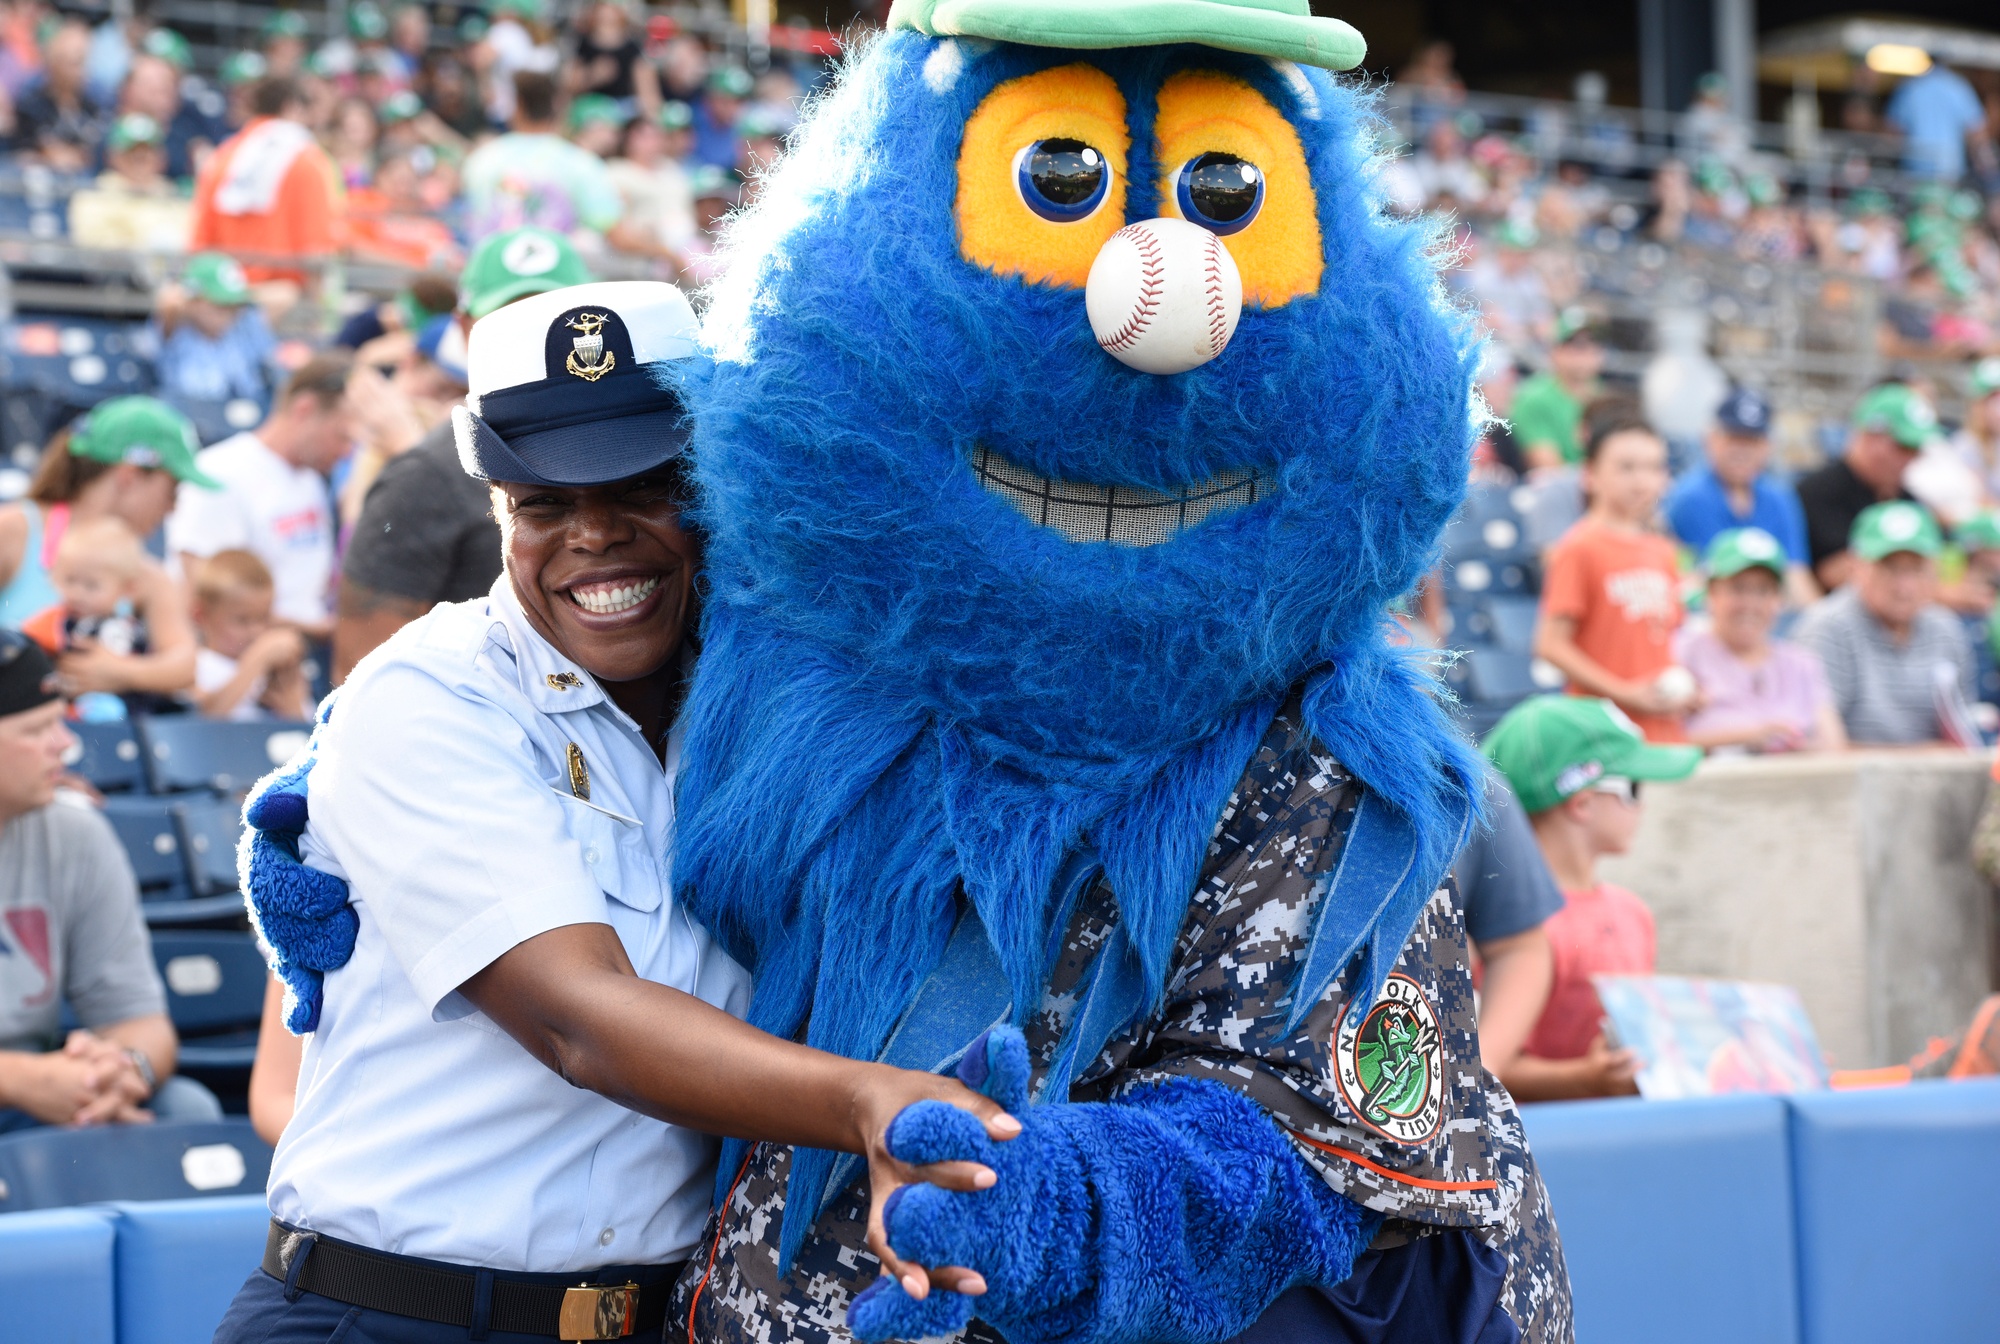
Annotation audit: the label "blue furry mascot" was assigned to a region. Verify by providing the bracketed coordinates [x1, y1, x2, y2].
[244, 2, 1573, 1340]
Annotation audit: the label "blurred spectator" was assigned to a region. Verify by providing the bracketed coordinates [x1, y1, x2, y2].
[386, 5, 429, 86]
[1453, 772, 1562, 1081]
[331, 227, 584, 681]
[115, 51, 210, 180]
[462, 70, 620, 245]
[420, 53, 487, 139]
[217, 53, 266, 133]
[167, 354, 353, 641]
[345, 148, 463, 270]
[1536, 407, 1690, 742]
[1946, 510, 2000, 624]
[1510, 310, 1602, 470]
[568, 91, 626, 158]
[1482, 694, 1701, 1101]
[325, 95, 379, 190]
[1665, 386, 1818, 605]
[187, 549, 313, 720]
[152, 252, 279, 407]
[67, 111, 191, 250]
[1797, 384, 1933, 590]
[608, 101, 697, 265]
[0, 400, 206, 706]
[1796, 501, 1976, 745]
[479, 0, 559, 126]
[692, 64, 751, 169]
[0, 636, 221, 1131]
[16, 19, 104, 173]
[190, 75, 345, 286]
[570, 0, 657, 119]
[260, 11, 310, 82]
[248, 972, 301, 1143]
[333, 272, 457, 352]
[1680, 529, 1846, 753]
[1471, 345, 1525, 480]
[19, 516, 162, 717]
[1409, 114, 1486, 209]
[1466, 221, 1553, 354]
[1678, 72, 1748, 165]
[1885, 60, 1990, 181]
[1644, 158, 1690, 244]
[657, 34, 707, 102]
[1397, 40, 1465, 134]
[338, 312, 469, 523]
[1948, 356, 2000, 498]
[679, 164, 741, 286]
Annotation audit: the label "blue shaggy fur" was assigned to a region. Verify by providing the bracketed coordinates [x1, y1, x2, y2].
[675, 31, 1485, 1273]
[849, 1028, 1371, 1344]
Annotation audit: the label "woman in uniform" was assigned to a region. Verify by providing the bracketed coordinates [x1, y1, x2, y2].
[214, 283, 1011, 1344]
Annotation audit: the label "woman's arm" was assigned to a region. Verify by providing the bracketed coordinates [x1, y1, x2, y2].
[1814, 700, 1849, 750]
[1473, 925, 1552, 1075]
[0, 503, 25, 593]
[1536, 613, 1678, 717]
[56, 564, 197, 696]
[462, 922, 1019, 1300]
[1498, 1034, 1640, 1102]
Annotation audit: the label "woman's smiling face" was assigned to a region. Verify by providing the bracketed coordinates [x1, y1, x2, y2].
[494, 467, 699, 685]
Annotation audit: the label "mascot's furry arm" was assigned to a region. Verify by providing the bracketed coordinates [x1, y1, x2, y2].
[237, 704, 358, 1033]
[851, 1029, 1371, 1344]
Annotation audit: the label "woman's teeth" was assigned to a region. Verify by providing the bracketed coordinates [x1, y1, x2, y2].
[568, 576, 661, 615]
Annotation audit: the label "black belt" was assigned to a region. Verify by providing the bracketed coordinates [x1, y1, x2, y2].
[263, 1220, 686, 1340]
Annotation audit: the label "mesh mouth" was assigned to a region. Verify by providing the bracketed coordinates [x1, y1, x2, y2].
[972, 445, 1276, 547]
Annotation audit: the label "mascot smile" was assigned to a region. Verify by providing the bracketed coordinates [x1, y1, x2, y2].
[244, 2, 1574, 1341]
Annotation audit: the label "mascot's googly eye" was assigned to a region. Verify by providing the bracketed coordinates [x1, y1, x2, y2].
[1175, 153, 1264, 235]
[1015, 138, 1111, 221]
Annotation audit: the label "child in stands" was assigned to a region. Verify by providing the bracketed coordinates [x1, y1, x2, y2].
[21, 516, 151, 720]
[187, 549, 313, 721]
[1536, 402, 1693, 742]
[1482, 694, 1701, 1101]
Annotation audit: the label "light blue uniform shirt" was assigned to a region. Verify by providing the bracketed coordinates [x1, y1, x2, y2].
[268, 576, 750, 1271]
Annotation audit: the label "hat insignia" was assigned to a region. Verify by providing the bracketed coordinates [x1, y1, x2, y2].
[565, 312, 616, 382]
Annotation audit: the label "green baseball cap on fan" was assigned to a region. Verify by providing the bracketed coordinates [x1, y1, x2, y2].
[887, 0, 1367, 71]
[459, 227, 593, 319]
[185, 252, 252, 306]
[1704, 527, 1786, 580]
[1482, 695, 1700, 816]
[69, 397, 217, 489]
[1850, 501, 1941, 562]
[1851, 383, 1942, 450]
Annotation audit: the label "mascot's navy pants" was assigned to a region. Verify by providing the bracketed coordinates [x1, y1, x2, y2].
[1229, 1228, 1519, 1344]
[212, 1229, 1514, 1344]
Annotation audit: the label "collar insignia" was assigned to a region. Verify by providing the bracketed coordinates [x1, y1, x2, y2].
[565, 312, 616, 382]
[546, 671, 584, 691]
[565, 741, 591, 801]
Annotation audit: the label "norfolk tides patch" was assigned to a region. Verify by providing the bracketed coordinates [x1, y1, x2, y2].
[1334, 973, 1445, 1144]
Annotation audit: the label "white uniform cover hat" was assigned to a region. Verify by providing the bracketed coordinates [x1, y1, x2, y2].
[452, 281, 699, 487]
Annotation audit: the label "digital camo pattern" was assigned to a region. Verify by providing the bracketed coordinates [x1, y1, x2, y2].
[671, 702, 1572, 1344]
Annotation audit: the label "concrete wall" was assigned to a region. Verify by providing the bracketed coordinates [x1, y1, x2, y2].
[1597, 749, 1997, 1069]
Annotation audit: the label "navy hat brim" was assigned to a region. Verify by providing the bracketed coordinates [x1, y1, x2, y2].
[453, 365, 691, 487]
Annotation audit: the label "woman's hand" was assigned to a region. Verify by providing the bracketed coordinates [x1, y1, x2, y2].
[853, 1064, 1020, 1302]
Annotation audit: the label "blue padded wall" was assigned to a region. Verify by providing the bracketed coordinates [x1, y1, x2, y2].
[1522, 1094, 1799, 1344]
[110, 1195, 270, 1344]
[1790, 1078, 2000, 1344]
[0, 1206, 117, 1344]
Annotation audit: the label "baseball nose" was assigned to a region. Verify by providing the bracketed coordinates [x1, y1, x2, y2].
[1085, 217, 1243, 376]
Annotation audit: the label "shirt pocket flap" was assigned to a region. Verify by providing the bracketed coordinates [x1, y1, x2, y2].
[555, 793, 664, 914]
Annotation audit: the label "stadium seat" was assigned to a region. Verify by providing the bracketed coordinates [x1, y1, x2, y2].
[100, 795, 191, 903]
[110, 1196, 270, 1344]
[0, 1205, 118, 1343]
[1458, 647, 1560, 706]
[1522, 1094, 1799, 1344]
[137, 716, 311, 795]
[65, 718, 146, 793]
[0, 1119, 272, 1212]
[1789, 1078, 2000, 1344]
[150, 930, 264, 1073]
[1451, 593, 1540, 654]
[176, 793, 248, 900]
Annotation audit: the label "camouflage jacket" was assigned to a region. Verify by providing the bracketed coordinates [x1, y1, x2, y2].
[671, 700, 1573, 1344]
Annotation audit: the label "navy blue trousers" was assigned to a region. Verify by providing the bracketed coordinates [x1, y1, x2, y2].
[1230, 1227, 1520, 1344]
[212, 1269, 612, 1344]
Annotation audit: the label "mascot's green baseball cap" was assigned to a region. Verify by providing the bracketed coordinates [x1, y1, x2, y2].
[1483, 695, 1701, 816]
[459, 227, 593, 319]
[1850, 383, 1942, 450]
[1850, 501, 1941, 562]
[1704, 527, 1786, 580]
[68, 396, 218, 489]
[887, 0, 1366, 71]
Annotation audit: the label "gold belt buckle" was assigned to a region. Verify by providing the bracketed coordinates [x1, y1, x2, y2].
[558, 1282, 639, 1341]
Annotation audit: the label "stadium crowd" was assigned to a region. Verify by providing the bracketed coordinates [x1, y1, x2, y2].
[1, 11, 1998, 1144]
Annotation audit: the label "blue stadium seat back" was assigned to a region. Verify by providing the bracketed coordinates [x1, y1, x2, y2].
[100, 795, 192, 899]
[1441, 486, 1533, 565]
[150, 930, 267, 1036]
[1789, 1078, 2000, 1344]
[1959, 615, 2000, 706]
[175, 1030, 260, 1073]
[66, 717, 147, 792]
[168, 394, 268, 448]
[1523, 1094, 1799, 1344]
[1451, 593, 1540, 655]
[0, 1119, 272, 1212]
[2, 314, 155, 402]
[138, 716, 313, 795]
[1463, 648, 1542, 705]
[0, 1206, 117, 1342]
[1444, 554, 1536, 600]
[176, 794, 246, 897]
[110, 1196, 271, 1344]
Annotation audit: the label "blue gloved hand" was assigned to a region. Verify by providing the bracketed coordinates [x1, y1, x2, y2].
[848, 1028, 1368, 1344]
[240, 699, 357, 1033]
